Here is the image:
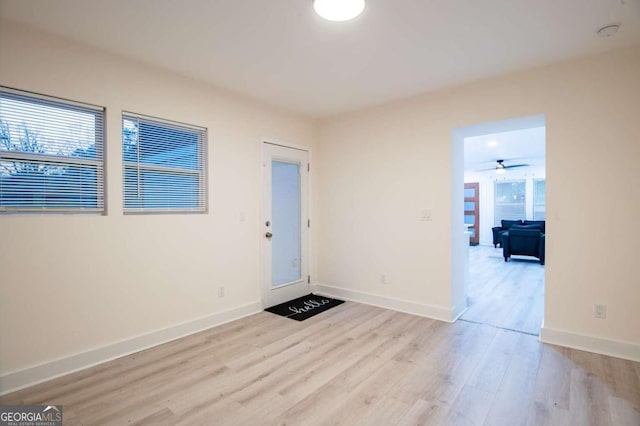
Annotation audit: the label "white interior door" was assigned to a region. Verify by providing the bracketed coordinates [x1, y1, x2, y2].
[262, 142, 310, 308]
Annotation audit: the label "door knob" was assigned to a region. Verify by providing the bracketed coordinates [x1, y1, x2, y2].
[265, 232, 273, 239]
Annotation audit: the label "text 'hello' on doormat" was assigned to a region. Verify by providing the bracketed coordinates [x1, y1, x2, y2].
[265, 294, 344, 321]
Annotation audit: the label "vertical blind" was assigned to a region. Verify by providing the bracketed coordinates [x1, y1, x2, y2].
[122, 113, 207, 213]
[494, 180, 526, 225]
[0, 88, 105, 213]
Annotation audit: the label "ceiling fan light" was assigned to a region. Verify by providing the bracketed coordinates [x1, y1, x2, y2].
[496, 167, 506, 174]
[313, 0, 365, 22]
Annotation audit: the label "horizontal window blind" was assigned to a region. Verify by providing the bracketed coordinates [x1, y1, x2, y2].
[122, 113, 207, 213]
[494, 180, 526, 225]
[0, 88, 105, 213]
[533, 179, 546, 220]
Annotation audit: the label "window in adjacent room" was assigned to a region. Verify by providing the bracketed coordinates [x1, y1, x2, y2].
[533, 178, 546, 220]
[0, 88, 105, 213]
[494, 179, 526, 225]
[122, 113, 207, 213]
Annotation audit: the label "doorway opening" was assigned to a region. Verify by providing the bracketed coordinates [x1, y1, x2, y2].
[452, 115, 546, 335]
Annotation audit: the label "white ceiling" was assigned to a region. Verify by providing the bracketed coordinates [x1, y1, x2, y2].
[464, 126, 546, 172]
[1, 0, 639, 117]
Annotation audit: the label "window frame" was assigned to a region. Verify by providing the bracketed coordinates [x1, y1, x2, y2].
[533, 178, 546, 221]
[494, 179, 527, 226]
[0, 87, 106, 214]
[121, 112, 208, 214]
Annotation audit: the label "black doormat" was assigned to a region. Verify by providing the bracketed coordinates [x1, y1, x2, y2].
[265, 294, 344, 321]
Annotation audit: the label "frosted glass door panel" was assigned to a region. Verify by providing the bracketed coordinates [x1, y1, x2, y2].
[464, 182, 480, 245]
[271, 161, 301, 286]
[465, 214, 476, 238]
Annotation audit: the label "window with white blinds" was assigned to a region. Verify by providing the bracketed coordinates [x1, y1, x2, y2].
[0, 88, 105, 213]
[533, 179, 546, 220]
[122, 113, 207, 213]
[494, 180, 526, 225]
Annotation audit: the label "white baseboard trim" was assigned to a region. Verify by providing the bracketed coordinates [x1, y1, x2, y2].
[0, 301, 262, 396]
[313, 283, 457, 323]
[450, 299, 468, 322]
[540, 326, 640, 362]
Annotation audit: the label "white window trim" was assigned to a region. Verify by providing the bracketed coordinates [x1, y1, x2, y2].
[121, 112, 207, 214]
[0, 87, 105, 214]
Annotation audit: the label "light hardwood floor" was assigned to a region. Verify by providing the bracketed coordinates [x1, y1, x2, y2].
[2, 302, 639, 425]
[461, 245, 544, 335]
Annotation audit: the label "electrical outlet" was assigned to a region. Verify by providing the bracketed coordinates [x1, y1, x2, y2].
[420, 209, 432, 221]
[593, 303, 606, 319]
[380, 274, 387, 285]
[218, 286, 225, 298]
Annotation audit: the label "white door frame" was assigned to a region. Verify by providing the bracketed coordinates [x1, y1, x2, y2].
[451, 114, 546, 324]
[261, 139, 312, 308]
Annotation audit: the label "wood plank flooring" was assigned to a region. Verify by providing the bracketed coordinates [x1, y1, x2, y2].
[461, 245, 544, 335]
[2, 302, 639, 425]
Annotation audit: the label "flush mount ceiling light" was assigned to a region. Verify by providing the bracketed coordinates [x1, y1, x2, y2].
[597, 23, 621, 38]
[313, 0, 365, 22]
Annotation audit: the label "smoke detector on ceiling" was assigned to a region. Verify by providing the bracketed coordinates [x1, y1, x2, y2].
[597, 23, 621, 38]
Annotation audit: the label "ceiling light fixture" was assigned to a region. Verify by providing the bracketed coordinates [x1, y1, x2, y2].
[496, 160, 506, 174]
[313, 0, 365, 22]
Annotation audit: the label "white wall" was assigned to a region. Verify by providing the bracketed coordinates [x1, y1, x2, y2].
[465, 166, 546, 245]
[2, 19, 639, 393]
[0, 20, 318, 386]
[317, 47, 640, 358]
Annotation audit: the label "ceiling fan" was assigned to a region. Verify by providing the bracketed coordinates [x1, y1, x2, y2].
[479, 159, 530, 173]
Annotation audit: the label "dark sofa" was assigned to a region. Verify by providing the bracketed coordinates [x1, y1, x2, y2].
[492, 220, 521, 247]
[492, 220, 546, 248]
[503, 225, 545, 265]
